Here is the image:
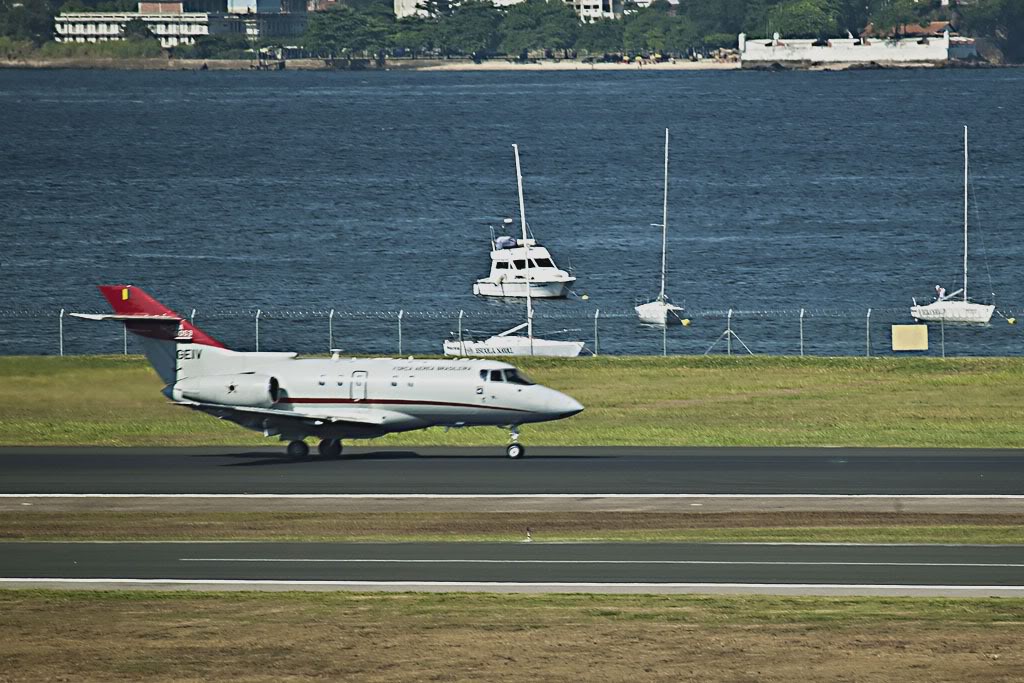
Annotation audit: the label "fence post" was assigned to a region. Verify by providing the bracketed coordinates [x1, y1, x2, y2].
[255, 309, 261, 352]
[727, 309, 733, 356]
[458, 310, 464, 356]
[799, 308, 805, 357]
[594, 309, 600, 357]
[328, 308, 335, 352]
[398, 309, 404, 355]
[865, 308, 872, 357]
[59, 309, 65, 356]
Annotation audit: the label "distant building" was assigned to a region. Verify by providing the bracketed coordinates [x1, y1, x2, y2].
[393, 0, 621, 22]
[53, 0, 306, 49]
[738, 30, 977, 68]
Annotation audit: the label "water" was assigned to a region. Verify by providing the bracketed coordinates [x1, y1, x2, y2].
[2, 67, 1023, 356]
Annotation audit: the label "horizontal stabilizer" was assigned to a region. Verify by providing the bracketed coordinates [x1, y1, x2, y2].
[70, 313, 181, 322]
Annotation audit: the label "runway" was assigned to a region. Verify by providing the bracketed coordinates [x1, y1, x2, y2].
[2, 446, 1024, 495]
[2, 541, 1022, 596]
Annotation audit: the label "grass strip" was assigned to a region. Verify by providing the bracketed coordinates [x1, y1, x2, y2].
[2, 511, 1022, 544]
[3, 354, 1024, 448]
[1, 590, 1023, 681]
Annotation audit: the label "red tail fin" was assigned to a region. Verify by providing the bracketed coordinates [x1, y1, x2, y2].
[98, 285, 227, 348]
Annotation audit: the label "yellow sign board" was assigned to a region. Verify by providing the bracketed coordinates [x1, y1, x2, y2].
[892, 324, 928, 351]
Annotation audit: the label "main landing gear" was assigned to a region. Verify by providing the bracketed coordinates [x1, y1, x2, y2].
[285, 439, 344, 459]
[506, 426, 525, 459]
[318, 439, 343, 458]
[286, 440, 309, 459]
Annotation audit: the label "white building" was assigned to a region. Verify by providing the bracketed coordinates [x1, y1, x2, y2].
[394, 0, 620, 23]
[54, 0, 306, 49]
[738, 30, 977, 67]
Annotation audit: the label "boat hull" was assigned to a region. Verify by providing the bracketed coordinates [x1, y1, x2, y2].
[444, 336, 585, 357]
[473, 279, 573, 299]
[910, 301, 994, 324]
[635, 300, 685, 325]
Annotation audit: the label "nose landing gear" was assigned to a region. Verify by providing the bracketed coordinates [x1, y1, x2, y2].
[506, 426, 525, 459]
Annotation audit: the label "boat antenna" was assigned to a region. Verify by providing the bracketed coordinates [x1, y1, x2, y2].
[963, 124, 969, 303]
[513, 144, 534, 354]
[659, 127, 669, 303]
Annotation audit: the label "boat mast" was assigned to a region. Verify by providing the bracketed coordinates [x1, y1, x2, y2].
[963, 125, 969, 303]
[513, 144, 534, 353]
[659, 128, 669, 303]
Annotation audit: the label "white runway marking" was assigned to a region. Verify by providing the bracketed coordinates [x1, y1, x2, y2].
[1, 577, 1023, 593]
[179, 557, 1024, 568]
[3, 494, 1024, 499]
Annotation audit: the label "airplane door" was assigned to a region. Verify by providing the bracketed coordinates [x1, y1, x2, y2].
[350, 371, 368, 401]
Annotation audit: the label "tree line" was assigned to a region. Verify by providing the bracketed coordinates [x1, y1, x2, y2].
[0, 0, 1021, 63]
[303, 0, 1024, 62]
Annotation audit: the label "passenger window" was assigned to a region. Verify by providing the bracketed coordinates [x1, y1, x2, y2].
[480, 369, 488, 381]
[391, 374, 398, 387]
[318, 374, 326, 386]
[337, 376, 343, 386]
[495, 262, 508, 269]
[490, 370, 504, 382]
[512, 259, 527, 270]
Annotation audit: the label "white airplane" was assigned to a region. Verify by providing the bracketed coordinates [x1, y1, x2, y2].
[73, 285, 583, 459]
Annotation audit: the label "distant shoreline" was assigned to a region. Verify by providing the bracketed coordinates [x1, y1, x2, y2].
[0, 56, 738, 72]
[1, 56, 1013, 72]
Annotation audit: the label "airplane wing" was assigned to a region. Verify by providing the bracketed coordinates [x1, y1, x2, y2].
[172, 399, 402, 427]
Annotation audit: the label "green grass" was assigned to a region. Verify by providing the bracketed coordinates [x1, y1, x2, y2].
[3, 589, 1023, 625]
[2, 510, 1023, 544]
[3, 354, 1024, 447]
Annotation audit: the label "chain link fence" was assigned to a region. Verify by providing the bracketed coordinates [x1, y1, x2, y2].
[2, 305, 1022, 358]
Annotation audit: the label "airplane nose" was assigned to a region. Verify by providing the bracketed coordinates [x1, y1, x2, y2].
[548, 391, 584, 419]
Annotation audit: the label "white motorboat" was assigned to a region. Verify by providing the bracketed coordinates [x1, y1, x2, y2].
[910, 126, 995, 325]
[635, 128, 684, 326]
[446, 145, 585, 358]
[472, 221, 576, 299]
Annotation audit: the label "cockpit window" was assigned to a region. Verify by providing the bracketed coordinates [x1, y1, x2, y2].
[503, 369, 535, 385]
[489, 370, 504, 382]
[512, 259, 527, 270]
[533, 258, 554, 268]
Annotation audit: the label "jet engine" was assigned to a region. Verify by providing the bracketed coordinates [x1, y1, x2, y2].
[172, 373, 280, 408]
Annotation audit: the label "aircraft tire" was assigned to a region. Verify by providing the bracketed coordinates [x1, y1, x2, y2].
[506, 444, 525, 459]
[286, 440, 310, 459]
[318, 439, 342, 458]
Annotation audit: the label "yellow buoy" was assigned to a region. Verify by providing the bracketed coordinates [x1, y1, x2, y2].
[681, 318, 691, 327]
[581, 294, 589, 301]
[1008, 317, 1017, 325]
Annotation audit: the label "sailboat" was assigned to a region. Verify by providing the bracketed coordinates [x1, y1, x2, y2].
[910, 126, 994, 325]
[444, 145, 585, 358]
[635, 128, 684, 326]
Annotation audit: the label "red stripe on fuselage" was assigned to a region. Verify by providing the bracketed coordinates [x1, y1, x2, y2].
[277, 397, 531, 413]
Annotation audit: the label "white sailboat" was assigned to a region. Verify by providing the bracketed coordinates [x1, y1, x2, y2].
[444, 145, 585, 358]
[911, 126, 994, 325]
[635, 128, 684, 326]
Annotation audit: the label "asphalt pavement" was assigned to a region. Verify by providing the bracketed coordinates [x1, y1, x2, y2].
[2, 541, 1022, 596]
[1, 446, 1023, 495]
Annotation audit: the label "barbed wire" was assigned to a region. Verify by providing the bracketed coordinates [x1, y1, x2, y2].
[1, 305, 1017, 322]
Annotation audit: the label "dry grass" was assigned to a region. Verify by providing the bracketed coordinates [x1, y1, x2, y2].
[3, 355, 1024, 447]
[1, 511, 1023, 544]
[1, 590, 1023, 682]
